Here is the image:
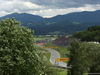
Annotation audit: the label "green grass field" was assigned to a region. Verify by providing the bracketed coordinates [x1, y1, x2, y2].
[43, 52, 51, 62]
[57, 70, 67, 75]
[45, 42, 68, 57]
[54, 68, 67, 75]
[34, 37, 56, 42]
[35, 45, 51, 63]
[44, 41, 69, 63]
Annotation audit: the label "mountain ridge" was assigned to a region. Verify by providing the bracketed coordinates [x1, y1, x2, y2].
[1, 10, 100, 23]
[0, 13, 43, 23]
[0, 10, 100, 35]
[46, 10, 100, 22]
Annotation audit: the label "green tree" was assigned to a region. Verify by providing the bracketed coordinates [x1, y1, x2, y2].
[73, 25, 100, 43]
[68, 39, 100, 75]
[0, 18, 47, 75]
[87, 43, 100, 73]
[67, 39, 81, 75]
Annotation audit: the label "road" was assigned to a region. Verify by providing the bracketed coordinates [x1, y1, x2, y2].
[36, 44, 67, 68]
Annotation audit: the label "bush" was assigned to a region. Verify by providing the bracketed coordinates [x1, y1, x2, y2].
[0, 18, 47, 75]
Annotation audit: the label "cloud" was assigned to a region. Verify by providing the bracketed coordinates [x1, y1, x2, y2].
[0, 11, 9, 17]
[30, 0, 100, 8]
[27, 4, 97, 18]
[0, 0, 100, 17]
[0, 0, 43, 12]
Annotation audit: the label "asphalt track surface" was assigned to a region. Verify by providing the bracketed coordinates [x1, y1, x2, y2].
[36, 44, 67, 68]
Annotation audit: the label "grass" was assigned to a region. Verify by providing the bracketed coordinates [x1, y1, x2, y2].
[34, 37, 56, 42]
[35, 45, 51, 63]
[53, 67, 67, 75]
[44, 42, 68, 57]
[57, 70, 67, 75]
[43, 52, 51, 63]
[35, 46, 48, 52]
[44, 41, 69, 63]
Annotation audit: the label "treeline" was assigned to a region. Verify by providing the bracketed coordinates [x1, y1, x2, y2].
[29, 21, 93, 35]
[67, 39, 100, 75]
[73, 25, 100, 42]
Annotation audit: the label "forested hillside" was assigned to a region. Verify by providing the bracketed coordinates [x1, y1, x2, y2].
[1, 10, 100, 35]
[46, 10, 100, 22]
[73, 25, 100, 42]
[30, 21, 94, 35]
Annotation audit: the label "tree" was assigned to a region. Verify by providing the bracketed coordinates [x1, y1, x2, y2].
[0, 18, 47, 75]
[73, 25, 100, 43]
[68, 39, 100, 75]
[87, 43, 100, 74]
[67, 39, 81, 75]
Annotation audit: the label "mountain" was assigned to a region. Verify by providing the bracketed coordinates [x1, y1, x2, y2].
[45, 10, 100, 23]
[0, 13, 43, 23]
[0, 11, 100, 35]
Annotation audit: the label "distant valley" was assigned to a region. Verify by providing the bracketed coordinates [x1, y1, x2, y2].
[0, 10, 100, 35]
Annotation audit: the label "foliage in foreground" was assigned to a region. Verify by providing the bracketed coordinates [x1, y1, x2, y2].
[67, 39, 100, 75]
[0, 18, 56, 75]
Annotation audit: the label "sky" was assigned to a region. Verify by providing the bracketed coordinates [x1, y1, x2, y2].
[0, 0, 100, 18]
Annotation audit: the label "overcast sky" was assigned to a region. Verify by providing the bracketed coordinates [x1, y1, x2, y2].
[0, 0, 100, 18]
